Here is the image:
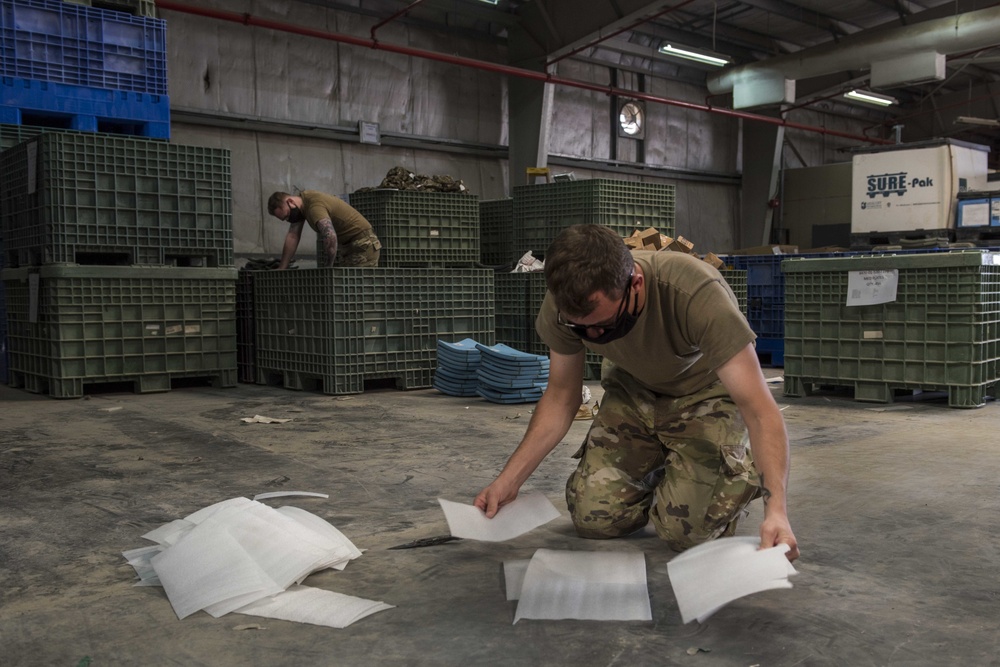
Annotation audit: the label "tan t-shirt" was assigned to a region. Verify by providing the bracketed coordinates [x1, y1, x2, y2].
[300, 190, 374, 245]
[535, 250, 755, 397]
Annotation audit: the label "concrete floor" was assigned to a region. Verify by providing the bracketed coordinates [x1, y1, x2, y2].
[1, 372, 999, 667]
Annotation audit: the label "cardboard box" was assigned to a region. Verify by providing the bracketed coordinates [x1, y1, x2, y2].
[701, 252, 724, 269]
[668, 236, 696, 254]
[625, 227, 665, 251]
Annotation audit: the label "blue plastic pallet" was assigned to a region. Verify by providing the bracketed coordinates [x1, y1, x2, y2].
[0, 0, 167, 95]
[0, 76, 168, 138]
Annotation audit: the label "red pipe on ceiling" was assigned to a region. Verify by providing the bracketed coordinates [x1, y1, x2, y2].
[154, 0, 892, 145]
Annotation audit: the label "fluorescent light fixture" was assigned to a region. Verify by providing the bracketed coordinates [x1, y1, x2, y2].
[478, 0, 498, 4]
[843, 90, 897, 107]
[956, 116, 1000, 127]
[658, 44, 729, 67]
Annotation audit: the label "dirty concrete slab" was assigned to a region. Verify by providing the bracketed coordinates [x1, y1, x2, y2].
[1, 379, 999, 666]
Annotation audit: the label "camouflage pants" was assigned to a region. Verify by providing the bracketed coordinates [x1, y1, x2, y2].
[566, 362, 761, 552]
[319, 229, 382, 267]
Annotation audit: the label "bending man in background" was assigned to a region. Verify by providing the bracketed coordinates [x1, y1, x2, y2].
[267, 190, 381, 269]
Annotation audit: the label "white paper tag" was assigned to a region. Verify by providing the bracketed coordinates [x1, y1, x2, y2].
[846, 269, 898, 306]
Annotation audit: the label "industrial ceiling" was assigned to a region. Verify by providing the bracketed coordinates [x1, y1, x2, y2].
[285, 0, 1000, 152]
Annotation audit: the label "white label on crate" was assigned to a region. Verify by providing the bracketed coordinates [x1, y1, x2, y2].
[184, 324, 201, 335]
[165, 325, 183, 335]
[846, 269, 898, 306]
[429, 229, 440, 237]
[146, 324, 161, 334]
[863, 330, 884, 339]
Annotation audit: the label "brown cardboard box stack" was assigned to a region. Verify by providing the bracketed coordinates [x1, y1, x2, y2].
[623, 227, 724, 269]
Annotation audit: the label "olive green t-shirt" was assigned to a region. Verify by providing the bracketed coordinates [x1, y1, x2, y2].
[300, 190, 374, 245]
[535, 250, 755, 397]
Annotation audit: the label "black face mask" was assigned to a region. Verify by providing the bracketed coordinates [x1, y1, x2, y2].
[561, 281, 641, 345]
[287, 206, 305, 224]
[582, 296, 640, 344]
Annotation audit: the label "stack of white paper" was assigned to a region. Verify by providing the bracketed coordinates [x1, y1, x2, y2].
[505, 549, 652, 624]
[666, 536, 798, 624]
[123, 497, 391, 627]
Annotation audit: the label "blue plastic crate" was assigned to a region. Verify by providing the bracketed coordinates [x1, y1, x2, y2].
[0, 0, 167, 95]
[755, 337, 784, 367]
[0, 76, 168, 138]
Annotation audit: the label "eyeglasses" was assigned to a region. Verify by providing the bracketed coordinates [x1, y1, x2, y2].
[557, 272, 634, 338]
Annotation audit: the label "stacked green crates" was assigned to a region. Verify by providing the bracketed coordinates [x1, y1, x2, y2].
[0, 132, 232, 267]
[1, 266, 237, 398]
[346, 190, 479, 267]
[480, 198, 514, 266]
[254, 268, 495, 395]
[512, 179, 676, 257]
[782, 251, 1000, 408]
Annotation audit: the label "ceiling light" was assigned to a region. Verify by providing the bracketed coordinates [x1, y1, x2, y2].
[658, 44, 729, 67]
[843, 90, 897, 107]
[477, 0, 498, 4]
[956, 116, 1000, 127]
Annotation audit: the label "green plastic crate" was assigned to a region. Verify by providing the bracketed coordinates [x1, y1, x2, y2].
[1, 265, 237, 398]
[0, 132, 233, 267]
[343, 190, 480, 267]
[512, 179, 676, 256]
[781, 251, 1000, 408]
[254, 268, 496, 395]
[236, 270, 257, 384]
[480, 198, 514, 266]
[718, 268, 748, 316]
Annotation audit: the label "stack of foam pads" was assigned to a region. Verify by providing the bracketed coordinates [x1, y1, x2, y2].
[433, 338, 482, 397]
[475, 343, 549, 404]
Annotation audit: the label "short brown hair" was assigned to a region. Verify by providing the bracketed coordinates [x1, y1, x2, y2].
[267, 191, 292, 215]
[544, 224, 633, 318]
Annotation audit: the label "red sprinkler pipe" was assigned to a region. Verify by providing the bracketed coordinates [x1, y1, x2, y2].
[154, 0, 893, 145]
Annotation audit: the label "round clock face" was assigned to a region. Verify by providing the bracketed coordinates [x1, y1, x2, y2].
[619, 101, 644, 136]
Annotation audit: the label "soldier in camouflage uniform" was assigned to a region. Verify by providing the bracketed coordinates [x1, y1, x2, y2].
[475, 224, 798, 560]
[267, 190, 381, 269]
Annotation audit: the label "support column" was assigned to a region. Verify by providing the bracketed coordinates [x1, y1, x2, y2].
[740, 116, 784, 247]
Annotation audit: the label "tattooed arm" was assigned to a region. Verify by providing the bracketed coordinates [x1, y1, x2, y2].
[716, 344, 799, 561]
[315, 218, 339, 267]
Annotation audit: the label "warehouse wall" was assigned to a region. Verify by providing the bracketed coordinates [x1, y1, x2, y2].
[163, 0, 872, 260]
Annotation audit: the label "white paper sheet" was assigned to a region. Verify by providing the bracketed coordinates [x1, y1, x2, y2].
[141, 519, 194, 547]
[122, 545, 163, 586]
[197, 502, 335, 590]
[503, 559, 531, 601]
[253, 491, 330, 501]
[236, 585, 394, 628]
[513, 549, 652, 624]
[151, 521, 283, 620]
[667, 536, 798, 624]
[438, 492, 560, 542]
[184, 497, 255, 525]
[275, 505, 362, 572]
